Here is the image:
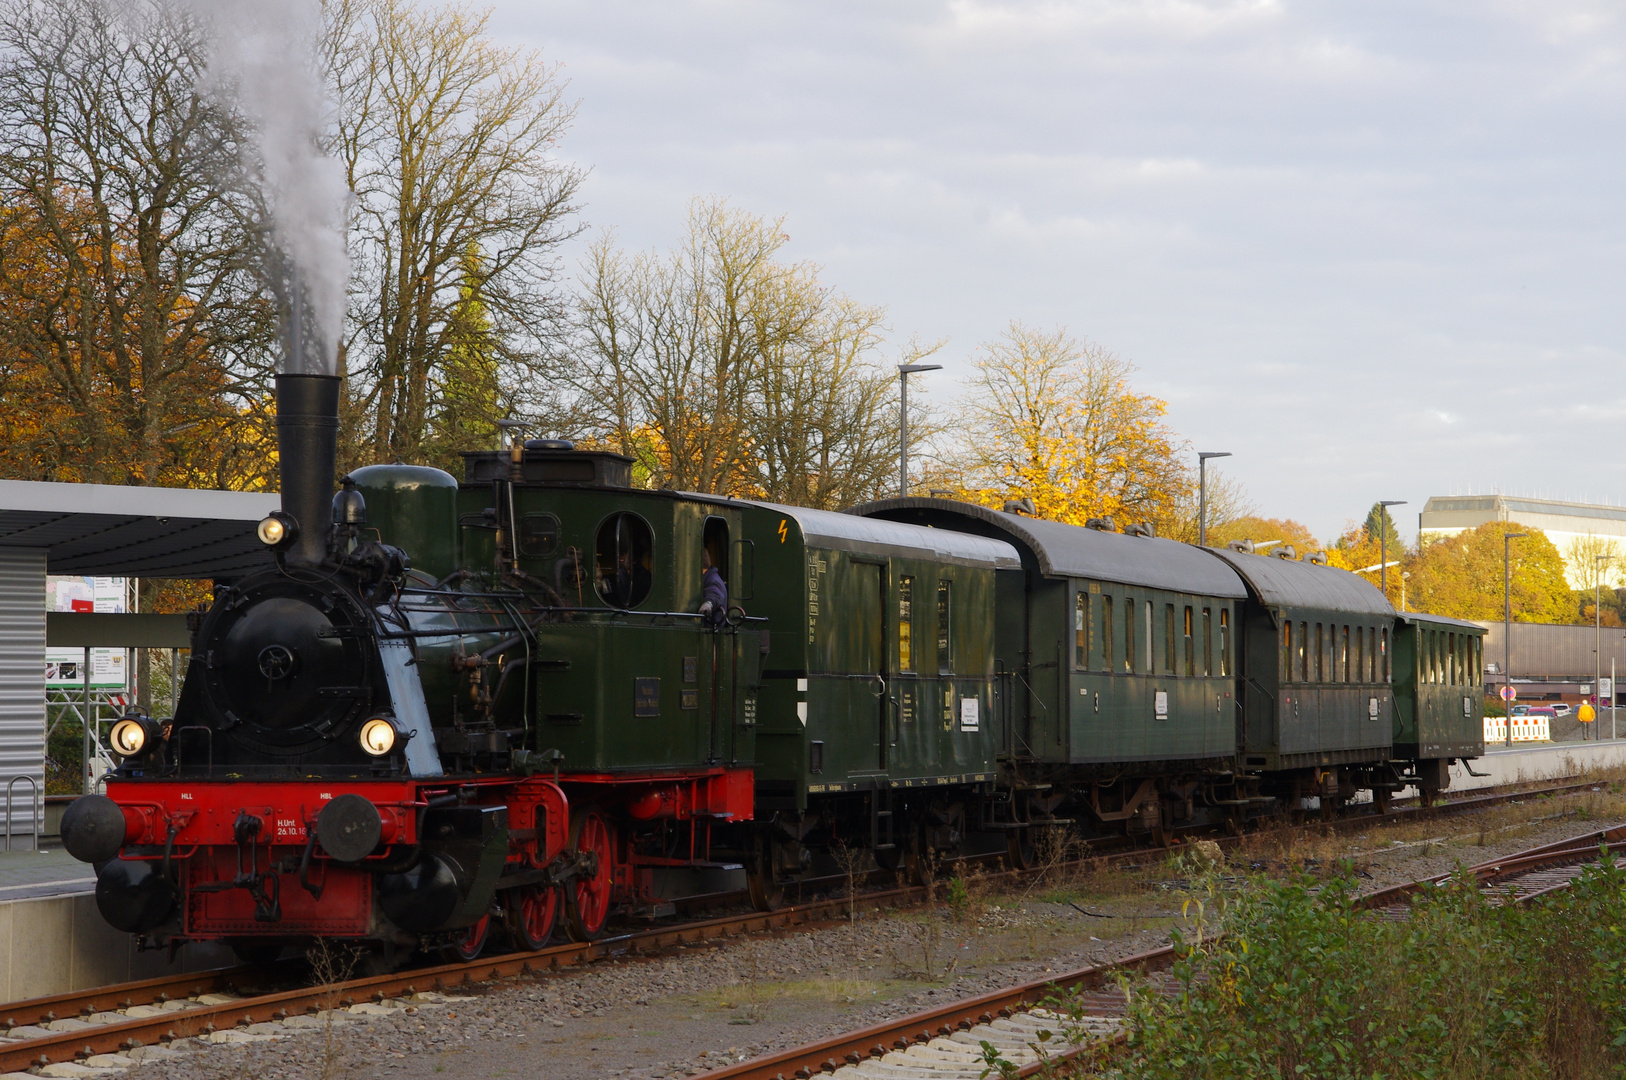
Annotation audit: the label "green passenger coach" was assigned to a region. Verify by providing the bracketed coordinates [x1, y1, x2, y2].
[1391, 613, 1486, 799]
[853, 499, 1253, 845]
[738, 503, 1018, 889]
[1208, 545, 1397, 808]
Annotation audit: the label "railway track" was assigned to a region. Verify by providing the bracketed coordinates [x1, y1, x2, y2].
[693, 820, 1626, 1080]
[0, 775, 1614, 1074]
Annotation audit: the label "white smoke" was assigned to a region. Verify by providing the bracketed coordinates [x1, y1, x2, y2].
[183, 0, 350, 374]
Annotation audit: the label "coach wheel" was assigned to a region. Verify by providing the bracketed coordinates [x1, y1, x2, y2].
[509, 884, 560, 950]
[442, 912, 490, 963]
[565, 810, 614, 941]
[1373, 786, 1393, 815]
[1006, 828, 1035, 871]
[873, 844, 902, 873]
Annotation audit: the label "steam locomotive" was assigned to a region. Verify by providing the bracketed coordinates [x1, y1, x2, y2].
[59, 371, 1486, 964]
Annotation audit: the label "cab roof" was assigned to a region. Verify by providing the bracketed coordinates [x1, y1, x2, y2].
[849, 498, 1247, 597]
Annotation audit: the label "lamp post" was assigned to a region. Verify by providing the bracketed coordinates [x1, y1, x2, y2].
[897, 363, 942, 497]
[1198, 452, 1232, 547]
[1503, 531, 1527, 747]
[1401, 571, 1410, 613]
[1377, 500, 1406, 597]
[1595, 554, 1613, 742]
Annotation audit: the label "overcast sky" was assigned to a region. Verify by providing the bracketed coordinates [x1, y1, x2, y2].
[488, 0, 1626, 542]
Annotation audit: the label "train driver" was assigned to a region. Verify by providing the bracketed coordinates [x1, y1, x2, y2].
[698, 548, 728, 626]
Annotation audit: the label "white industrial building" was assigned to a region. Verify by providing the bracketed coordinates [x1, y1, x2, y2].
[1418, 494, 1626, 588]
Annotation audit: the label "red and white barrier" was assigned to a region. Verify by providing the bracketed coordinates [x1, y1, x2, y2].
[1484, 716, 1552, 743]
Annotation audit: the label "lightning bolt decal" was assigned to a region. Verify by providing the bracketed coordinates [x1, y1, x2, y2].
[777, 518, 788, 544]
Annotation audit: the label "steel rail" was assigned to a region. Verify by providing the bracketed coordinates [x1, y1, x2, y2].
[695, 821, 1626, 1080]
[0, 774, 1615, 1072]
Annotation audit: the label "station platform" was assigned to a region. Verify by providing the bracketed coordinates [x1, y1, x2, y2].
[1448, 735, 1626, 793]
[0, 846, 230, 1003]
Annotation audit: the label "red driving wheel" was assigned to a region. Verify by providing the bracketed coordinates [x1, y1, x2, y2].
[511, 884, 559, 950]
[565, 810, 614, 941]
[443, 912, 490, 962]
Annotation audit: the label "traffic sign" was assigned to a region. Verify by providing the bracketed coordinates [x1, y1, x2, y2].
[1499, 685, 1517, 702]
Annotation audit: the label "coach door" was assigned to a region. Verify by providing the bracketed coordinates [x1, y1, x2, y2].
[849, 561, 887, 773]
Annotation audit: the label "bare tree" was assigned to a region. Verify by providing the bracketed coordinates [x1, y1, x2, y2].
[570, 199, 901, 507]
[326, 0, 582, 473]
[1160, 467, 1256, 545]
[0, 0, 276, 489]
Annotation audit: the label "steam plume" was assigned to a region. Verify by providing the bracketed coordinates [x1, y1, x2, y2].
[184, 0, 350, 374]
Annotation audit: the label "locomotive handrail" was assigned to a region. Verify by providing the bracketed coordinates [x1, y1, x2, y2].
[3, 775, 39, 853]
[375, 610, 769, 638]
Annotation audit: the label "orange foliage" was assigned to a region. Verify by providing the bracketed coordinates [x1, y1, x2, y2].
[0, 189, 274, 490]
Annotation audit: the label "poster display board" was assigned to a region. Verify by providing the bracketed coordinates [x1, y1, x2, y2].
[46, 576, 129, 690]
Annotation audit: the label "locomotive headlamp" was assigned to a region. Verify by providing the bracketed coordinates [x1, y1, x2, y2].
[359, 716, 398, 756]
[109, 715, 163, 759]
[256, 512, 298, 548]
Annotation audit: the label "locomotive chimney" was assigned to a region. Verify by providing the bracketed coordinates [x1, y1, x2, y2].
[275, 372, 341, 567]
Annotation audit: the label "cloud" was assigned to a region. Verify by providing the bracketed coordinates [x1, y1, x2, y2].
[491, 0, 1626, 539]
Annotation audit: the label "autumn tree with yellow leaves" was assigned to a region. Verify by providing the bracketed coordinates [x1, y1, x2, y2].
[943, 323, 1192, 530]
[1405, 522, 1573, 624]
[0, 0, 277, 491]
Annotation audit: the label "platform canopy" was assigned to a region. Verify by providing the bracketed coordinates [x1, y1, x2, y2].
[0, 478, 279, 579]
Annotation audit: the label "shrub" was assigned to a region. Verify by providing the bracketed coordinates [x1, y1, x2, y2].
[1114, 854, 1626, 1079]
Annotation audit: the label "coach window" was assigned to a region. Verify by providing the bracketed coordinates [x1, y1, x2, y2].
[1126, 597, 1137, 673]
[1342, 626, 1351, 682]
[1381, 628, 1390, 681]
[1282, 622, 1293, 682]
[1298, 621, 1309, 682]
[1202, 608, 1213, 677]
[898, 576, 915, 672]
[1074, 592, 1088, 670]
[1164, 603, 1176, 675]
[594, 512, 654, 608]
[1219, 609, 1231, 676]
[1183, 607, 1195, 677]
[1145, 601, 1155, 675]
[1448, 632, 1457, 685]
[938, 581, 952, 674]
[1313, 624, 1323, 682]
[1355, 627, 1365, 683]
[1102, 595, 1115, 672]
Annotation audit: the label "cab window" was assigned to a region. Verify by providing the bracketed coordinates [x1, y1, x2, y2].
[594, 512, 653, 608]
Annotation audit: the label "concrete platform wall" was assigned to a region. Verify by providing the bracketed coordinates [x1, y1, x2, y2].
[1449, 739, 1626, 793]
[0, 893, 231, 1003]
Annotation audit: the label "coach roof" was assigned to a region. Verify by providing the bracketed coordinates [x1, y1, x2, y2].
[1205, 547, 1396, 617]
[848, 498, 1247, 597]
[759, 501, 1021, 570]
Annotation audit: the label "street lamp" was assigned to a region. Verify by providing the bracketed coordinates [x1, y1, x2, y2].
[1377, 500, 1406, 597]
[1197, 452, 1232, 548]
[1400, 571, 1410, 613]
[1503, 531, 1527, 747]
[897, 363, 943, 497]
[1595, 554, 1613, 743]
